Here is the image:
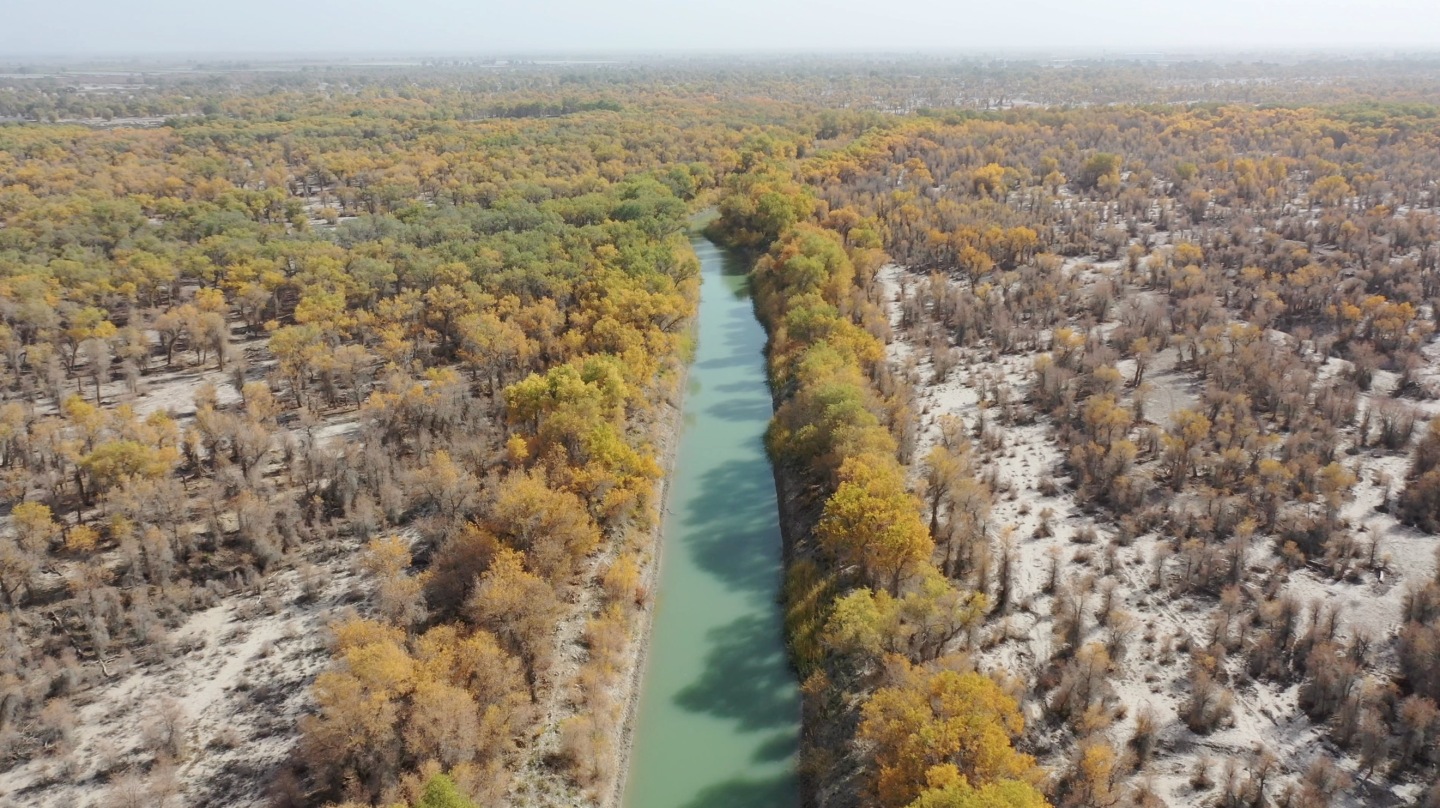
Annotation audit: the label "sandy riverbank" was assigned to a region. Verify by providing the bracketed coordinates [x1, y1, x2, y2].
[602, 353, 692, 808]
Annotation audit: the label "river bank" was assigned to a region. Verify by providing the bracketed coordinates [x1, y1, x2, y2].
[618, 236, 802, 808]
[510, 242, 696, 808]
[603, 314, 693, 808]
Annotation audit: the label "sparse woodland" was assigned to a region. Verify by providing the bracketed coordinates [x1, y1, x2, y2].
[714, 104, 1440, 808]
[5, 59, 1440, 808]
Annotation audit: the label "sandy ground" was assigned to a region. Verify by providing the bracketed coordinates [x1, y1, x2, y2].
[599, 367, 689, 808]
[877, 260, 1440, 806]
[0, 336, 368, 807]
[0, 531, 364, 808]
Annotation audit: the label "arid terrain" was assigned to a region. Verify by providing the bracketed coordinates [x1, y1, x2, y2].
[882, 255, 1439, 806]
[6, 57, 1440, 808]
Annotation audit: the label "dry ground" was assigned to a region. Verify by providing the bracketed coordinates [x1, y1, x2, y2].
[879, 261, 1440, 807]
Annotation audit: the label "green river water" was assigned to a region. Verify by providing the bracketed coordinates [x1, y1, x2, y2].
[621, 237, 801, 808]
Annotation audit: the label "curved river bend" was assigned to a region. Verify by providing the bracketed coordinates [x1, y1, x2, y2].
[622, 237, 801, 808]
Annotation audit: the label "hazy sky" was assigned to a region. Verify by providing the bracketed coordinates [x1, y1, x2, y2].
[4, 0, 1440, 56]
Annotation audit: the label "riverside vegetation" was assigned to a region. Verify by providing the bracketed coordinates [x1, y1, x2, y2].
[711, 104, 1440, 808]
[3, 57, 1440, 808]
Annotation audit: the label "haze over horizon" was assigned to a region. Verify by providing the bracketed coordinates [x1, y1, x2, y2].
[4, 0, 1440, 59]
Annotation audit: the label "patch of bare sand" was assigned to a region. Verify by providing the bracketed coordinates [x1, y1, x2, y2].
[878, 261, 1440, 807]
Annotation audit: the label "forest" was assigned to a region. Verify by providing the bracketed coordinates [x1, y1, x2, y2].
[2, 56, 1440, 808]
[0, 73, 818, 807]
[712, 102, 1440, 808]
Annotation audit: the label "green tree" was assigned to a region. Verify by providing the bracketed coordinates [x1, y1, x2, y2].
[1077, 153, 1121, 192]
[414, 773, 479, 808]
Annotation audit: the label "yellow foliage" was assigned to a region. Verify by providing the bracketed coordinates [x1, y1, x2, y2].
[817, 455, 933, 594]
[64, 524, 99, 553]
[859, 665, 1038, 808]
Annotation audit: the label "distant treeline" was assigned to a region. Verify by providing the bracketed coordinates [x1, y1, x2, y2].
[487, 98, 623, 118]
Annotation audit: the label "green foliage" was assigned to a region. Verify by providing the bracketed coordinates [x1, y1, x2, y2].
[414, 774, 480, 808]
[1077, 152, 1122, 191]
[713, 167, 816, 249]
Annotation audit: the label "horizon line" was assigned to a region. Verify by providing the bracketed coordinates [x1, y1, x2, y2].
[5, 45, 1440, 63]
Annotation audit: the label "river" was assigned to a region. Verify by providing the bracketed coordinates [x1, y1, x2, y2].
[621, 236, 801, 808]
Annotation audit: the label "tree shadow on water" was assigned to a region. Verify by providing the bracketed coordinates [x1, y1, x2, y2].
[752, 729, 799, 763]
[701, 257, 756, 305]
[694, 354, 751, 371]
[706, 246, 756, 297]
[706, 397, 773, 423]
[682, 457, 783, 597]
[673, 613, 799, 732]
[676, 771, 799, 808]
[693, 284, 765, 367]
[711, 379, 762, 395]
